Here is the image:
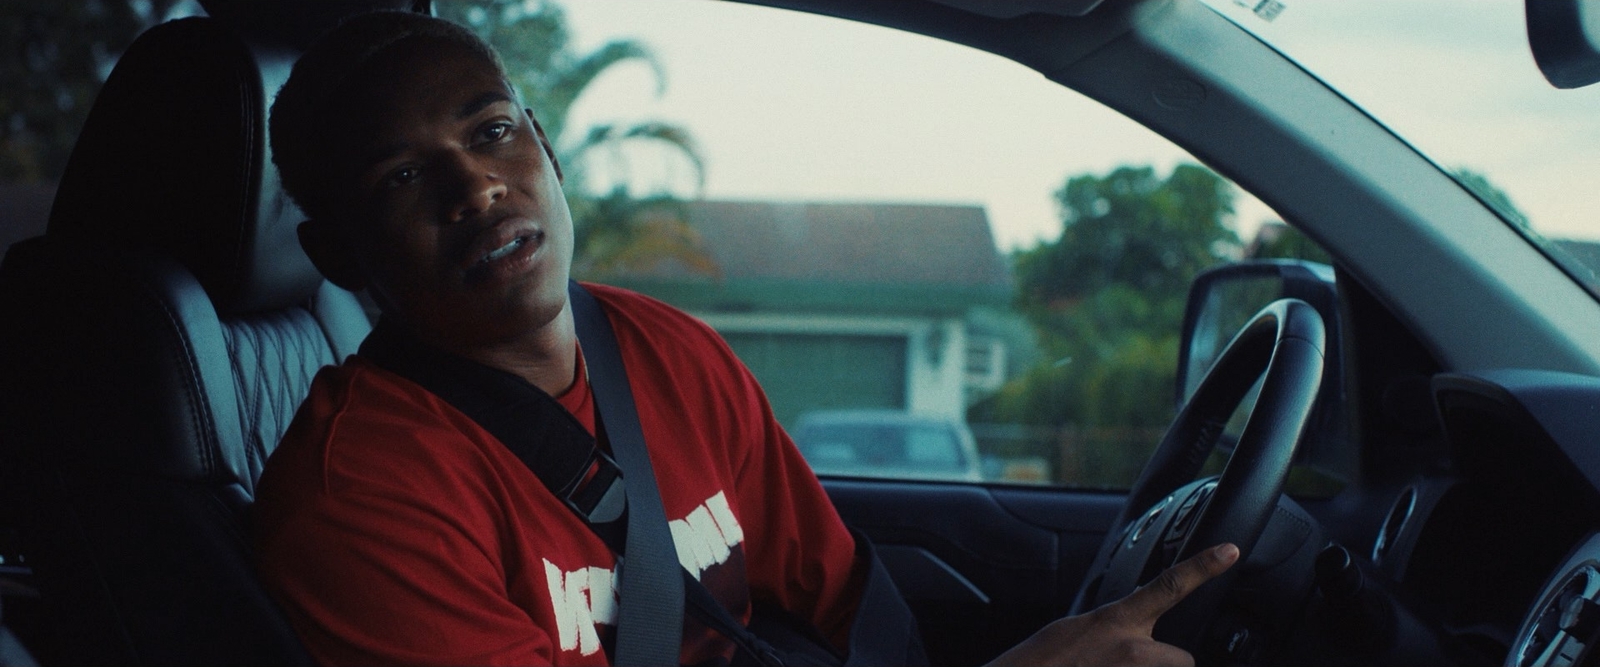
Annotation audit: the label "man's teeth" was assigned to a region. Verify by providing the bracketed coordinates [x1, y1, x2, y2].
[483, 237, 527, 263]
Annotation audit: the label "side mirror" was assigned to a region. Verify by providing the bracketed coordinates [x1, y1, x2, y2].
[1177, 260, 1348, 467]
[1528, 0, 1600, 89]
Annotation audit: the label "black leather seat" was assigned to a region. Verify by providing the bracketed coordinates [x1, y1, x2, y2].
[0, 13, 376, 665]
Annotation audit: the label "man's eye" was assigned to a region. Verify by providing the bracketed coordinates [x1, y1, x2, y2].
[383, 166, 421, 188]
[478, 121, 514, 144]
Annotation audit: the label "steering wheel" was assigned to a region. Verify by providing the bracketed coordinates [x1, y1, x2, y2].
[1069, 298, 1326, 659]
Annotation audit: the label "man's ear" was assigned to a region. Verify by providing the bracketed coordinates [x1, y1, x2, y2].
[298, 219, 369, 292]
[526, 108, 563, 184]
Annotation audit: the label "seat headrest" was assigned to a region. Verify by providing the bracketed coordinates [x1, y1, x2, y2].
[48, 17, 318, 315]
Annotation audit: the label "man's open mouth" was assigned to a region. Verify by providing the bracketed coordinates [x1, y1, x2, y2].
[480, 236, 530, 265]
[462, 222, 545, 284]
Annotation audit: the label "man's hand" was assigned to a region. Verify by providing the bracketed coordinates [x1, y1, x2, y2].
[986, 543, 1241, 667]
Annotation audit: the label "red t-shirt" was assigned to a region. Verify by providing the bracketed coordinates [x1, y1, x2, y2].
[252, 284, 862, 665]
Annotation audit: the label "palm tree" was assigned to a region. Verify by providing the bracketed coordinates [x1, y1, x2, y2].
[436, 0, 716, 279]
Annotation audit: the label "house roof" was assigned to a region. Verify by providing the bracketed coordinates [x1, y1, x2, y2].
[604, 200, 1013, 315]
[686, 200, 1009, 287]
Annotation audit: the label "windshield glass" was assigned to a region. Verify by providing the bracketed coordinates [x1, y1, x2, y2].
[1201, 0, 1600, 299]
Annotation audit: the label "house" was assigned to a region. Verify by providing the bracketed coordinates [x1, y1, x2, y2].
[599, 200, 1016, 429]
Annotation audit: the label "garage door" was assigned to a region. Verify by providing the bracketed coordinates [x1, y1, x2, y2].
[720, 332, 908, 428]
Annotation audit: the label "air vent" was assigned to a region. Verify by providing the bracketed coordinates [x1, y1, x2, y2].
[1513, 564, 1600, 666]
[1372, 487, 1418, 563]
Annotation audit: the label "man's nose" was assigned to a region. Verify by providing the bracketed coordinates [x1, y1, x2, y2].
[446, 154, 507, 223]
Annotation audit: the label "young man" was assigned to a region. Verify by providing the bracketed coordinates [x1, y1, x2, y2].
[252, 11, 1237, 666]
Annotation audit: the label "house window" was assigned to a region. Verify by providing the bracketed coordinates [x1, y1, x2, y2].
[964, 336, 1005, 393]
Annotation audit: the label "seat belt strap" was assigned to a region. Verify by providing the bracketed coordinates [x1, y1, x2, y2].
[568, 281, 686, 666]
[358, 290, 684, 665]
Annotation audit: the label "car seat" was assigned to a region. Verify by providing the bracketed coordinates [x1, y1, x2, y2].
[0, 11, 382, 665]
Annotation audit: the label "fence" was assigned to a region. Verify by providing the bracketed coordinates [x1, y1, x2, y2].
[970, 422, 1168, 489]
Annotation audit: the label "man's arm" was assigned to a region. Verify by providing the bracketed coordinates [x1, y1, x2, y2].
[724, 366, 865, 650]
[987, 543, 1241, 667]
[255, 483, 568, 666]
[251, 369, 587, 666]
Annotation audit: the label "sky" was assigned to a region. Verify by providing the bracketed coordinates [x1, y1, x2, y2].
[552, 0, 1598, 251]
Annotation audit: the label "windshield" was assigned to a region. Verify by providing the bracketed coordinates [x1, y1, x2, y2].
[1201, 0, 1600, 300]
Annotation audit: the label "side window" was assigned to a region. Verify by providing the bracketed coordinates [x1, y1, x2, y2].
[461, 0, 1339, 489]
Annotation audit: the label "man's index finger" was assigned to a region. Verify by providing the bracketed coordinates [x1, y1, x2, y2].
[1116, 543, 1240, 625]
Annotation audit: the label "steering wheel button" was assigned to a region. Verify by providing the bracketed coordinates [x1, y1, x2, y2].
[1129, 497, 1172, 544]
[1164, 482, 1218, 544]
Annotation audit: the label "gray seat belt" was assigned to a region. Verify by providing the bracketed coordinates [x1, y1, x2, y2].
[568, 281, 686, 666]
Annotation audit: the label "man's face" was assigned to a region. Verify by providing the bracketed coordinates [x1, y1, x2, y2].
[320, 38, 574, 353]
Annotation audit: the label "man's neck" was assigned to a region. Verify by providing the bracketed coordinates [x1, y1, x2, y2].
[407, 306, 580, 397]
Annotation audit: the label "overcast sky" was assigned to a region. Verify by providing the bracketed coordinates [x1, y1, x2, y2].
[554, 0, 1598, 250]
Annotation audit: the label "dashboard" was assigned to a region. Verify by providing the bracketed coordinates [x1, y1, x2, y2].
[1357, 370, 1600, 666]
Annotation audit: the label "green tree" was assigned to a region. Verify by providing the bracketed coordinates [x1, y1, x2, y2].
[567, 189, 718, 278]
[972, 164, 1241, 486]
[1014, 164, 1237, 307]
[436, 0, 712, 278]
[0, 0, 188, 182]
[1452, 166, 1530, 230]
[1248, 221, 1332, 263]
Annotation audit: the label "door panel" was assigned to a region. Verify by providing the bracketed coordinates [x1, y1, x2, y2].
[822, 478, 1123, 666]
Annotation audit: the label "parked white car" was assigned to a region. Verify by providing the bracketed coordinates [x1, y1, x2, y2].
[792, 410, 984, 483]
